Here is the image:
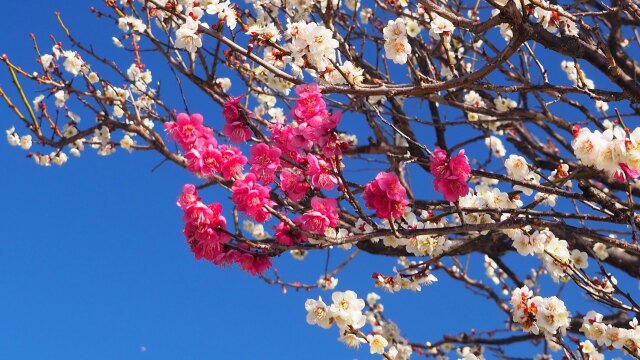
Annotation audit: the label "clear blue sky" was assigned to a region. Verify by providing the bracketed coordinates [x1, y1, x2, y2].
[0, 2, 623, 359]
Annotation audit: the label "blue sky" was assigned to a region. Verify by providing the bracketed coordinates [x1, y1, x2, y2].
[0, 1, 630, 359]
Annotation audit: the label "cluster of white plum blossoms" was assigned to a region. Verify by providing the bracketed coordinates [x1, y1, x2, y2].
[580, 311, 640, 355]
[492, 0, 579, 42]
[573, 120, 640, 182]
[306, 290, 414, 359]
[510, 286, 571, 338]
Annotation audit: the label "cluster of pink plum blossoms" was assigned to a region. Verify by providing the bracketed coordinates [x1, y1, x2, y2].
[177, 184, 271, 276]
[430, 147, 471, 202]
[164, 84, 349, 274]
[165, 84, 470, 275]
[363, 172, 409, 219]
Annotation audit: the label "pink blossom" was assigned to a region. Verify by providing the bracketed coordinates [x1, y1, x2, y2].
[363, 172, 409, 219]
[185, 144, 223, 178]
[449, 149, 471, 179]
[280, 168, 310, 202]
[221, 95, 252, 143]
[291, 122, 316, 151]
[211, 249, 240, 268]
[165, 113, 214, 150]
[231, 173, 275, 222]
[274, 222, 300, 245]
[178, 185, 230, 261]
[190, 203, 229, 244]
[430, 147, 451, 178]
[430, 147, 471, 202]
[249, 143, 281, 184]
[292, 84, 327, 125]
[614, 163, 640, 182]
[177, 184, 201, 209]
[270, 123, 309, 163]
[176, 184, 274, 274]
[222, 95, 243, 122]
[317, 133, 343, 157]
[185, 149, 203, 175]
[270, 121, 296, 152]
[186, 234, 224, 261]
[216, 145, 247, 180]
[294, 197, 339, 235]
[183, 201, 212, 226]
[222, 121, 252, 143]
[326, 112, 341, 131]
[434, 177, 470, 202]
[238, 253, 272, 276]
[306, 153, 337, 190]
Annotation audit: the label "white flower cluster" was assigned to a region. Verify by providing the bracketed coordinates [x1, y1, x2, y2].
[572, 120, 640, 179]
[175, 17, 205, 54]
[289, 248, 307, 260]
[483, 255, 507, 291]
[6, 127, 32, 150]
[364, 294, 413, 359]
[592, 242, 609, 260]
[242, 220, 270, 240]
[383, 18, 412, 65]
[464, 91, 514, 133]
[504, 155, 571, 207]
[561, 60, 595, 89]
[287, 21, 339, 74]
[7, 126, 68, 167]
[41, 46, 89, 80]
[206, 0, 237, 30]
[306, 290, 365, 330]
[578, 340, 604, 360]
[306, 290, 412, 358]
[458, 180, 522, 230]
[428, 14, 455, 41]
[322, 60, 365, 86]
[504, 155, 542, 196]
[61, 50, 85, 77]
[510, 286, 571, 337]
[126, 63, 153, 93]
[373, 257, 438, 293]
[531, 1, 578, 35]
[305, 291, 378, 350]
[505, 226, 588, 282]
[484, 136, 506, 157]
[580, 311, 640, 356]
[428, 342, 484, 359]
[89, 126, 116, 156]
[144, 0, 236, 53]
[317, 276, 339, 290]
[118, 15, 147, 34]
[355, 208, 451, 258]
[493, 1, 578, 41]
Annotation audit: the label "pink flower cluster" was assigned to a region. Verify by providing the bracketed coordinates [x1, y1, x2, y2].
[178, 184, 230, 259]
[178, 184, 271, 275]
[431, 147, 471, 202]
[294, 197, 339, 235]
[170, 84, 346, 275]
[363, 172, 409, 219]
[269, 84, 344, 199]
[279, 168, 309, 202]
[249, 143, 281, 184]
[222, 95, 252, 143]
[231, 173, 276, 223]
[289, 84, 341, 155]
[166, 113, 247, 180]
[165, 113, 215, 150]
